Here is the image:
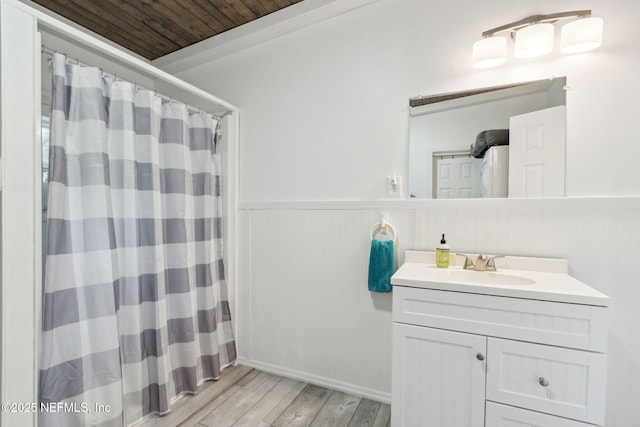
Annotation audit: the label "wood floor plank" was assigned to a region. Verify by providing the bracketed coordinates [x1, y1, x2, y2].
[372, 403, 391, 427]
[234, 377, 304, 427]
[271, 384, 333, 427]
[256, 379, 307, 427]
[132, 365, 390, 427]
[180, 384, 243, 427]
[140, 364, 254, 427]
[195, 372, 282, 427]
[236, 368, 261, 386]
[309, 390, 361, 427]
[347, 398, 382, 427]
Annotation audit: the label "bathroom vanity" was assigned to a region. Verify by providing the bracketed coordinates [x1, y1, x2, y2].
[391, 251, 609, 427]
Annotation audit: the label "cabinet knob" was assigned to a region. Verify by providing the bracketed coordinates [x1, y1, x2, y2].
[538, 377, 549, 387]
[476, 352, 485, 361]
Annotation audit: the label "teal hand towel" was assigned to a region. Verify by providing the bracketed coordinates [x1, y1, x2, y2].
[368, 240, 394, 293]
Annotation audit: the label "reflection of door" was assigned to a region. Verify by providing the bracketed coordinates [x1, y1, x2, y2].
[435, 154, 481, 198]
[509, 106, 566, 197]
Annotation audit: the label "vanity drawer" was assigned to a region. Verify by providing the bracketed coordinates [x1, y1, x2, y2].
[485, 402, 591, 427]
[486, 338, 606, 425]
[392, 286, 607, 352]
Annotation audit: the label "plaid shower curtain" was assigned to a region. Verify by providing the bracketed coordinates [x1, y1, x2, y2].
[40, 53, 236, 426]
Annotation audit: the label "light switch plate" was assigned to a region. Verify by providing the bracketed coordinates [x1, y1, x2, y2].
[387, 175, 402, 198]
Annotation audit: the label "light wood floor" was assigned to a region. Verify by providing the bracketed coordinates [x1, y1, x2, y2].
[139, 365, 391, 427]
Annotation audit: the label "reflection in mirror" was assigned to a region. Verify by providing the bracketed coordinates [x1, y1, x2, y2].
[408, 77, 567, 199]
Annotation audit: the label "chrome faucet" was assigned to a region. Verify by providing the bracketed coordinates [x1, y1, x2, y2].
[458, 254, 504, 271]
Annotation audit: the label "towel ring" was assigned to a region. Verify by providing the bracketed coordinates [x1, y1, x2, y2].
[370, 222, 397, 242]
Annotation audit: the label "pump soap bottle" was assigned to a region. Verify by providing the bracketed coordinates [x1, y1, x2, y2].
[436, 234, 450, 268]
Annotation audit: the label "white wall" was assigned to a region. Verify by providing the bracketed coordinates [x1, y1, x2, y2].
[166, 0, 640, 423]
[176, 0, 640, 201]
[237, 199, 640, 419]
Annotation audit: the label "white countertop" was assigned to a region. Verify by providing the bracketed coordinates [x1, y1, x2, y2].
[391, 251, 610, 307]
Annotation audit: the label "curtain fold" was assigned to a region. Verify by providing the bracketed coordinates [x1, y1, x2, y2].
[40, 53, 236, 426]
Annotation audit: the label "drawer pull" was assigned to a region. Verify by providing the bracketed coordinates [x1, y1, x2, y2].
[538, 377, 549, 387]
[476, 352, 485, 361]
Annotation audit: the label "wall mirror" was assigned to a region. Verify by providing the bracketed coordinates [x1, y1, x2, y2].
[408, 77, 567, 199]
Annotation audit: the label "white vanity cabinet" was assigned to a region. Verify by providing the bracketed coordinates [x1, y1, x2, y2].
[391, 275, 608, 427]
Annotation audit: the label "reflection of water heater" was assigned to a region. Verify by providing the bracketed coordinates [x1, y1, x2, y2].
[481, 146, 509, 197]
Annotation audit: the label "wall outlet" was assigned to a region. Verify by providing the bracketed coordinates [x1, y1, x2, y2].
[387, 175, 402, 198]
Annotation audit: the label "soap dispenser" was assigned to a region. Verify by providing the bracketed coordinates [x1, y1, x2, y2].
[436, 234, 450, 268]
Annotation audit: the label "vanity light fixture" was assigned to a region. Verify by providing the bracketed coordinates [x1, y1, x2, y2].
[472, 10, 603, 68]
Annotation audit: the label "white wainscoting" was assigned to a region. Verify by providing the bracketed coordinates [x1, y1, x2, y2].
[236, 197, 640, 424]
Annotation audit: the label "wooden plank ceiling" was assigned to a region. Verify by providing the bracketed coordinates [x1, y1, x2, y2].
[32, 0, 304, 60]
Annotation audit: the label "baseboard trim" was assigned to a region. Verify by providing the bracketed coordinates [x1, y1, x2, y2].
[236, 357, 391, 404]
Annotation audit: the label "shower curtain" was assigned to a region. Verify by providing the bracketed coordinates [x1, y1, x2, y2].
[40, 53, 236, 426]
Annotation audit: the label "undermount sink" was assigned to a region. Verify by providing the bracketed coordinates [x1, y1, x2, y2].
[431, 267, 536, 286]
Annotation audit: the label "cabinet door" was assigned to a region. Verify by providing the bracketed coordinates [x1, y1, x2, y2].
[392, 323, 486, 427]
